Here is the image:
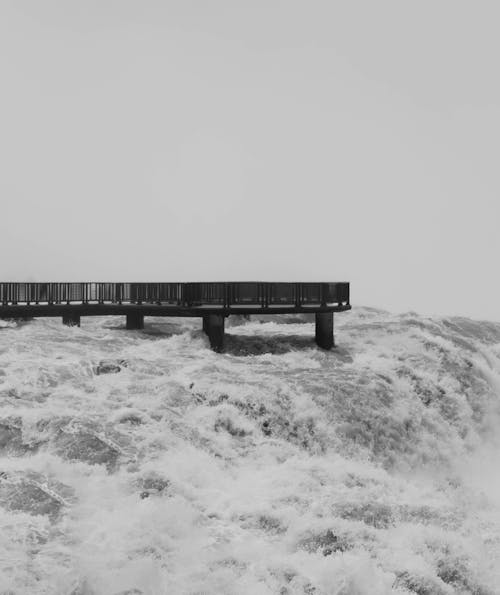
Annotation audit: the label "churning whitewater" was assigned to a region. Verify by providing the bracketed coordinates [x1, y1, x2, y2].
[0, 309, 499, 594]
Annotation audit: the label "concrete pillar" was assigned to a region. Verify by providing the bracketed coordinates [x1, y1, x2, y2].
[203, 314, 225, 352]
[315, 312, 334, 349]
[126, 312, 144, 329]
[62, 313, 80, 327]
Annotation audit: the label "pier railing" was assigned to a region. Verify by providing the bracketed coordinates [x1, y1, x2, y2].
[0, 282, 349, 308]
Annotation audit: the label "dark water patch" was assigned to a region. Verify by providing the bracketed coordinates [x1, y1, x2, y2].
[343, 473, 381, 489]
[116, 411, 144, 425]
[398, 504, 463, 530]
[235, 512, 287, 535]
[207, 393, 230, 406]
[94, 359, 127, 375]
[393, 571, 448, 595]
[414, 542, 498, 595]
[333, 501, 394, 529]
[336, 410, 417, 467]
[207, 393, 326, 452]
[376, 373, 393, 385]
[396, 366, 446, 407]
[136, 473, 170, 499]
[210, 556, 247, 576]
[297, 529, 350, 555]
[405, 348, 497, 428]
[435, 554, 494, 594]
[257, 514, 286, 534]
[214, 415, 251, 437]
[226, 397, 267, 418]
[260, 414, 322, 451]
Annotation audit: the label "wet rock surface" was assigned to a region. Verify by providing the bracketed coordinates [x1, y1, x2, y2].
[0, 418, 40, 455]
[53, 422, 126, 470]
[0, 471, 73, 519]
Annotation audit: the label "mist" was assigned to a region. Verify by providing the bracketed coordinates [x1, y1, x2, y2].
[1, 1, 499, 320]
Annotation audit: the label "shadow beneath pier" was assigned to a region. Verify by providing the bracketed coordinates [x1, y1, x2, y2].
[0, 317, 34, 325]
[102, 320, 186, 338]
[223, 332, 353, 361]
[227, 314, 315, 327]
[223, 333, 316, 356]
[141, 321, 187, 338]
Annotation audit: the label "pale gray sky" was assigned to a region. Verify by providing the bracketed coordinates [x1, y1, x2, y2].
[1, 1, 499, 320]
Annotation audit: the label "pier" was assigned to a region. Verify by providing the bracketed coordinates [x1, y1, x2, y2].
[0, 282, 350, 352]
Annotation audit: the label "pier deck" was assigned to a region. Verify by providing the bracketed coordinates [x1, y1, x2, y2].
[0, 282, 351, 351]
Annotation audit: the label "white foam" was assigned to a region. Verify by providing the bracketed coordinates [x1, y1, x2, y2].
[0, 312, 499, 594]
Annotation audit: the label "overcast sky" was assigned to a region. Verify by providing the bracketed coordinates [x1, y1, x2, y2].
[1, 1, 499, 320]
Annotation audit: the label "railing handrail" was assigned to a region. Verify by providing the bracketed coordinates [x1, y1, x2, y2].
[0, 282, 350, 308]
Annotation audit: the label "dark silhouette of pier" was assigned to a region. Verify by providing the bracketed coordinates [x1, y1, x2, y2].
[0, 282, 350, 351]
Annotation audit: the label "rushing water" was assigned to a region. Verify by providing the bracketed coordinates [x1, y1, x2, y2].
[0, 308, 499, 594]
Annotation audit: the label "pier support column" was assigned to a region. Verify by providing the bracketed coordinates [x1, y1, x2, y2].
[62, 313, 80, 327]
[315, 312, 334, 350]
[126, 312, 144, 330]
[203, 314, 225, 352]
